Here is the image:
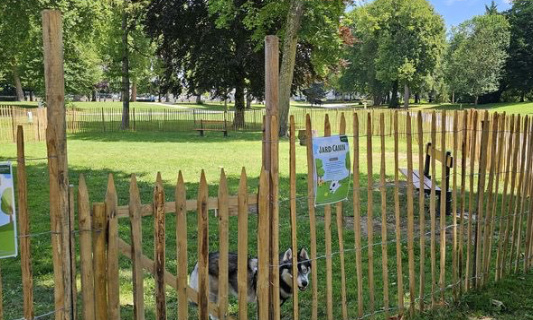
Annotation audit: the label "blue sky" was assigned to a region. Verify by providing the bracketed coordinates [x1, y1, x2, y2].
[351, 0, 512, 30]
[431, 0, 512, 29]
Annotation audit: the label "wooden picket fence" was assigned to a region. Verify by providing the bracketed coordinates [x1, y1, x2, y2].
[0, 106, 47, 142]
[3, 108, 533, 320]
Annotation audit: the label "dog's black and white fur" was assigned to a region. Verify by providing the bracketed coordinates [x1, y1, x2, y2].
[189, 248, 311, 318]
[278, 248, 311, 305]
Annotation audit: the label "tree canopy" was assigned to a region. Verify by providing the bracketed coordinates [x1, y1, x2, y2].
[340, 0, 445, 107]
[446, 13, 510, 104]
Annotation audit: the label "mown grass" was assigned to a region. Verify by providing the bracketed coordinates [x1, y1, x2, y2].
[0, 112, 529, 319]
[408, 102, 533, 115]
[412, 269, 533, 320]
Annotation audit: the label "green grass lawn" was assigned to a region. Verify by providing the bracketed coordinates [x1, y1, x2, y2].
[412, 270, 533, 320]
[0, 110, 529, 319]
[407, 102, 533, 115]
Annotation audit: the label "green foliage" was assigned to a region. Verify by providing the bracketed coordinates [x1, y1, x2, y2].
[315, 158, 325, 177]
[446, 13, 510, 102]
[340, 0, 445, 106]
[303, 83, 326, 103]
[505, 0, 533, 98]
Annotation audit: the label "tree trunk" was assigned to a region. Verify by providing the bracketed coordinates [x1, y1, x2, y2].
[389, 80, 399, 108]
[12, 65, 24, 101]
[92, 89, 97, 102]
[372, 94, 382, 106]
[246, 92, 252, 109]
[403, 84, 410, 108]
[121, 7, 130, 130]
[29, 90, 34, 102]
[278, 0, 305, 137]
[130, 80, 137, 102]
[196, 94, 203, 104]
[234, 81, 245, 129]
[521, 91, 526, 103]
[474, 95, 479, 105]
[415, 93, 420, 104]
[451, 91, 455, 104]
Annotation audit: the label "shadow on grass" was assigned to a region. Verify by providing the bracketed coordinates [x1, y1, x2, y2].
[68, 130, 265, 143]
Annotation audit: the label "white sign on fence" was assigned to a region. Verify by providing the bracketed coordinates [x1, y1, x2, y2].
[312, 135, 351, 206]
[0, 162, 17, 259]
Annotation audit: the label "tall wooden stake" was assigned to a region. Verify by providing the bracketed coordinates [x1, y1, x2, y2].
[42, 10, 73, 320]
[264, 35, 279, 320]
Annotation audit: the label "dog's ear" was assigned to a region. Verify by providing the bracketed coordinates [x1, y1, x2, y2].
[282, 248, 292, 261]
[299, 248, 309, 260]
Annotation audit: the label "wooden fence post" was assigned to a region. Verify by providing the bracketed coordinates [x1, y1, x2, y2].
[42, 10, 73, 320]
[264, 35, 279, 320]
[17, 126, 34, 320]
[93, 203, 108, 320]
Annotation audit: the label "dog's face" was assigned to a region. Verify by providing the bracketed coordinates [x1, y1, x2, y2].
[280, 248, 311, 291]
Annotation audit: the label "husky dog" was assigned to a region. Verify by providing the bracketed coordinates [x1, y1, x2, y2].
[278, 248, 311, 305]
[189, 248, 311, 318]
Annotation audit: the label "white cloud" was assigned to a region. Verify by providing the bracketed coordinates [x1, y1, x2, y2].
[445, 0, 468, 6]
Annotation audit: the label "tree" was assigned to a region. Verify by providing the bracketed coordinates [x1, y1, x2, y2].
[340, 0, 445, 108]
[145, 0, 265, 127]
[446, 14, 510, 104]
[146, 0, 346, 132]
[276, 0, 347, 136]
[505, 0, 533, 102]
[0, 0, 110, 100]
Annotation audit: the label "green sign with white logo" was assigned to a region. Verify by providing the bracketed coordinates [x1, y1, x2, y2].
[0, 162, 17, 259]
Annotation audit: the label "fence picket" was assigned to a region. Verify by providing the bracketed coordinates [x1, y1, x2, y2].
[305, 114, 319, 320]
[154, 173, 167, 320]
[366, 112, 376, 319]
[352, 113, 364, 319]
[289, 116, 299, 320]
[393, 111, 404, 313]
[93, 203, 108, 320]
[197, 171, 209, 320]
[430, 111, 437, 305]
[176, 172, 188, 320]
[466, 111, 478, 290]
[78, 175, 95, 320]
[106, 174, 120, 319]
[218, 170, 229, 320]
[452, 111, 459, 298]
[379, 113, 390, 318]
[16, 126, 34, 320]
[129, 175, 145, 320]
[324, 114, 334, 320]
[337, 113, 348, 320]
[237, 168, 249, 320]
[417, 112, 426, 311]
[406, 112, 416, 313]
[257, 168, 270, 320]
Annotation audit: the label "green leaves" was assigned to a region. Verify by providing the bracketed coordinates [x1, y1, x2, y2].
[446, 13, 510, 102]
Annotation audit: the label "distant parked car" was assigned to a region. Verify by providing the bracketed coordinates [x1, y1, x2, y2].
[137, 94, 156, 102]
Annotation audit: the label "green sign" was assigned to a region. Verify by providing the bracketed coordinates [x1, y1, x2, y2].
[0, 162, 17, 259]
[312, 135, 351, 206]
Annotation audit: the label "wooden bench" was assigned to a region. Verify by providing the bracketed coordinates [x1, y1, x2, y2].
[399, 142, 453, 216]
[194, 119, 228, 137]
